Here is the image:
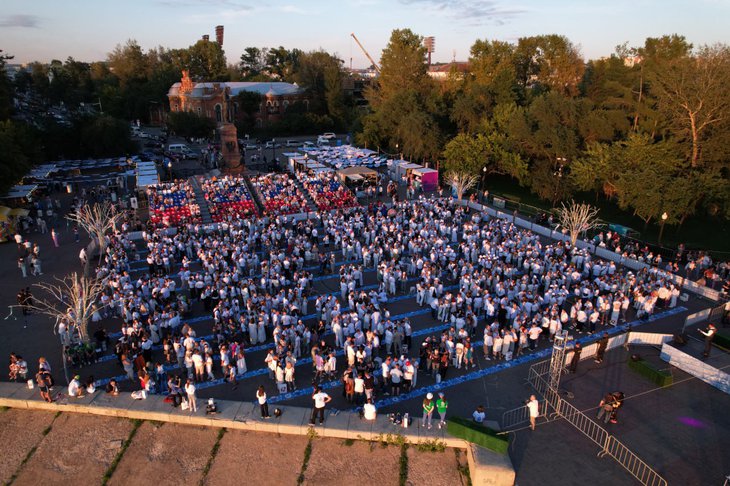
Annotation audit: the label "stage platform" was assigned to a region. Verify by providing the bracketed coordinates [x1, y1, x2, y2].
[660, 337, 730, 395]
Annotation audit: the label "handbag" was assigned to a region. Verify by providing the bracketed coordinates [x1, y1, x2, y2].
[181, 399, 189, 410]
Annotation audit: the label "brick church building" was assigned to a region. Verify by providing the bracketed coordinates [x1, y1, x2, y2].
[167, 70, 307, 128]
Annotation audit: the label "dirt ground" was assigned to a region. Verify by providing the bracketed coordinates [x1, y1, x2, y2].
[0, 410, 466, 485]
[0, 409, 57, 484]
[302, 438, 402, 486]
[406, 447, 465, 486]
[108, 422, 219, 486]
[13, 413, 134, 486]
[204, 430, 308, 485]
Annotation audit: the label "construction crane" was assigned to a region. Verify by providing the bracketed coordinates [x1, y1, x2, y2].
[350, 33, 380, 74]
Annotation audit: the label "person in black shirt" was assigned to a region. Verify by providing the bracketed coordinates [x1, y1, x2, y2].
[570, 343, 582, 373]
[594, 333, 609, 364]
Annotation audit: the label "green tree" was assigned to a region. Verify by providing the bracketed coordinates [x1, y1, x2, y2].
[167, 111, 216, 139]
[0, 50, 13, 120]
[359, 29, 441, 161]
[514, 35, 585, 97]
[186, 39, 228, 80]
[240, 47, 268, 79]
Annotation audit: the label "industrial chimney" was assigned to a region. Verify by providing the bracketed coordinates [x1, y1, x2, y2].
[215, 25, 224, 46]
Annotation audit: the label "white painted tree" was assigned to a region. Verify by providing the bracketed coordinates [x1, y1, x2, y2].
[445, 171, 479, 201]
[67, 201, 124, 264]
[557, 200, 602, 245]
[29, 272, 104, 344]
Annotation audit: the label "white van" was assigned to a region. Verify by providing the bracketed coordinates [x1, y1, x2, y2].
[167, 144, 195, 159]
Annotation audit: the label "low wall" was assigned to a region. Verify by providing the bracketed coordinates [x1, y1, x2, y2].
[0, 381, 460, 445]
[0, 381, 517, 484]
[660, 343, 730, 395]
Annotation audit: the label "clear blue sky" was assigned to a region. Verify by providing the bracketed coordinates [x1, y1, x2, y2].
[2, 0, 728, 68]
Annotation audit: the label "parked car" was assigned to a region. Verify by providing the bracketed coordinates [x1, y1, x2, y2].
[300, 141, 316, 150]
[244, 142, 258, 150]
[264, 140, 281, 149]
[285, 140, 299, 147]
[321, 132, 336, 140]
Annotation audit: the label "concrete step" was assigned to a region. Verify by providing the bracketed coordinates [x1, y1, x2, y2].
[188, 176, 213, 225]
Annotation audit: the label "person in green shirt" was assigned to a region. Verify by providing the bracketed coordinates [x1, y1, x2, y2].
[422, 392, 435, 429]
[436, 392, 448, 428]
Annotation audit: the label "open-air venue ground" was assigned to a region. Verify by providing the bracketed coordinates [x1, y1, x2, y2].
[0, 409, 471, 486]
[1, 154, 728, 485]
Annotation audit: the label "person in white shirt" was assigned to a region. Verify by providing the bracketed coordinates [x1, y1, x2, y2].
[527, 395, 539, 430]
[363, 399, 377, 421]
[310, 386, 331, 425]
[472, 405, 486, 424]
[184, 379, 197, 412]
[68, 375, 84, 397]
[256, 385, 271, 418]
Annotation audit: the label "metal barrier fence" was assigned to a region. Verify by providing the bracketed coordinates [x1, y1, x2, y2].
[683, 302, 729, 332]
[525, 360, 669, 486]
[557, 397, 610, 449]
[599, 436, 668, 486]
[501, 400, 549, 430]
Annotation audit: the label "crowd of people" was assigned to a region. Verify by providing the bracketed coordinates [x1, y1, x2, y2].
[297, 171, 357, 211]
[147, 181, 201, 227]
[201, 175, 258, 223]
[250, 173, 309, 216]
[26, 194, 688, 417]
[7, 177, 718, 428]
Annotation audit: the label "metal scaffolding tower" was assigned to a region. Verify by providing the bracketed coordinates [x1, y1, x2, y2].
[548, 330, 570, 394]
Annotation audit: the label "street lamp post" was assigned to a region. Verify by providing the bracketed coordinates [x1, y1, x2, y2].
[480, 166, 488, 202]
[167, 161, 172, 181]
[271, 138, 276, 169]
[552, 157, 566, 207]
[658, 212, 668, 245]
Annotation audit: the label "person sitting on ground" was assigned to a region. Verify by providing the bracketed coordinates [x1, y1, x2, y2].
[68, 375, 85, 397]
[362, 398, 377, 421]
[472, 405, 486, 424]
[105, 378, 119, 396]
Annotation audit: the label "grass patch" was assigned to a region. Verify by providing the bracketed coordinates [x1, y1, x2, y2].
[627, 357, 674, 387]
[101, 419, 142, 486]
[296, 439, 314, 485]
[342, 438, 355, 446]
[415, 438, 447, 453]
[398, 443, 409, 486]
[713, 330, 730, 352]
[0, 406, 9, 412]
[447, 417, 509, 455]
[199, 428, 226, 486]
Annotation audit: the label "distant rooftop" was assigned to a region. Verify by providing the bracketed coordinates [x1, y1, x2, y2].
[168, 81, 302, 98]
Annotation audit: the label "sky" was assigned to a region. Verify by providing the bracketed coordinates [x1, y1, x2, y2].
[2, 0, 729, 69]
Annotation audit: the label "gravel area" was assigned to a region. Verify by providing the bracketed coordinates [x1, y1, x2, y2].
[0, 409, 57, 484]
[108, 421, 218, 486]
[302, 438, 401, 486]
[204, 430, 308, 485]
[406, 447, 464, 485]
[13, 413, 134, 486]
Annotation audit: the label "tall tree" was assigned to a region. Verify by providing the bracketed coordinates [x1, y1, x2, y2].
[649, 43, 730, 169]
[514, 35, 585, 97]
[186, 39, 228, 80]
[359, 29, 441, 161]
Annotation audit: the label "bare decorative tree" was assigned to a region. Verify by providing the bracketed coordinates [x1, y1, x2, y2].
[557, 200, 602, 245]
[29, 272, 104, 344]
[67, 201, 124, 263]
[445, 171, 479, 201]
